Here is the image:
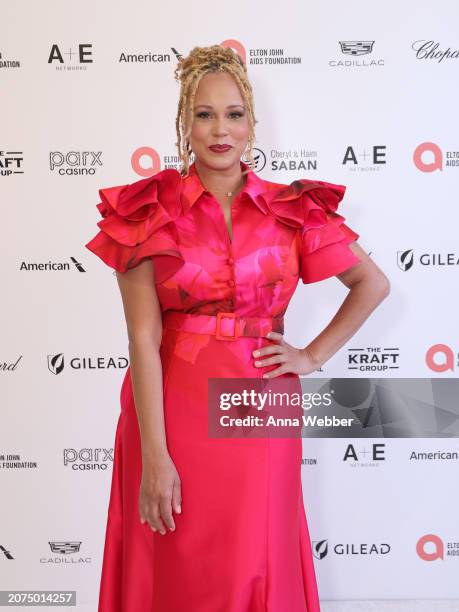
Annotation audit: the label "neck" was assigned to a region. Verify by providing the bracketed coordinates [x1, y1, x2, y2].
[193, 159, 246, 195]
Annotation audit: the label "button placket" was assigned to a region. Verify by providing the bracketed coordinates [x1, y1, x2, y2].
[227, 246, 236, 309]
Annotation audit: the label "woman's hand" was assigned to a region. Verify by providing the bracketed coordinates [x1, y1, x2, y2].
[139, 452, 182, 535]
[252, 331, 321, 378]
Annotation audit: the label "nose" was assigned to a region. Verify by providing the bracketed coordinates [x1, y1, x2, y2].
[212, 117, 230, 137]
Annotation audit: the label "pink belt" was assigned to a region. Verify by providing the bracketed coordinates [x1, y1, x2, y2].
[162, 311, 284, 341]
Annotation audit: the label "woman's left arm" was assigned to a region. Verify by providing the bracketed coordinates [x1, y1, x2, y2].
[253, 242, 391, 377]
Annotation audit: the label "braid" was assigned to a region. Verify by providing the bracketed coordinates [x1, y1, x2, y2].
[174, 45, 258, 177]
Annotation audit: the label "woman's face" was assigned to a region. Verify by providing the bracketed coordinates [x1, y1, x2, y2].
[188, 71, 250, 171]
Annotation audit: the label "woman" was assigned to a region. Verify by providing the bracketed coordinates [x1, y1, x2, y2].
[85, 45, 390, 612]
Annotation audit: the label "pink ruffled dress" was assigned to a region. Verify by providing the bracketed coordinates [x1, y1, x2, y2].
[85, 160, 361, 612]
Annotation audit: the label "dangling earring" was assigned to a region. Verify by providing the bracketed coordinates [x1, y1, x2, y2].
[242, 142, 252, 167]
[185, 140, 195, 168]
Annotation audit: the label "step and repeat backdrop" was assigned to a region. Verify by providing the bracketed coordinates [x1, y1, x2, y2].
[2, 0, 458, 608]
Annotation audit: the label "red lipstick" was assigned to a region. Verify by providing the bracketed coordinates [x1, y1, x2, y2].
[209, 144, 232, 153]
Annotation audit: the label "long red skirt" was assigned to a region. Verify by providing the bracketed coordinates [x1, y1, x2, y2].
[97, 328, 321, 611]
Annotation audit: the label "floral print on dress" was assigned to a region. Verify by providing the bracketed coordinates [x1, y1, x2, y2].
[85, 160, 361, 317]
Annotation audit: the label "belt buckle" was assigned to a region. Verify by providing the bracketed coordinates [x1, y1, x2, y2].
[215, 312, 239, 341]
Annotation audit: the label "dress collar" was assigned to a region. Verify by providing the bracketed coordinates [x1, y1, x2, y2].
[181, 159, 268, 215]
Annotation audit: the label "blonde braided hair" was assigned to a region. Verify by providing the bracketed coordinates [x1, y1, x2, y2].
[174, 45, 258, 177]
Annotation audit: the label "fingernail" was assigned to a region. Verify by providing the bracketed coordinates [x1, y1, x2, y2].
[253, 351, 259, 356]
[170, 526, 175, 531]
[255, 361, 260, 366]
[177, 505, 182, 514]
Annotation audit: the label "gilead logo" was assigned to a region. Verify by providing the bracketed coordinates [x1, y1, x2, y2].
[416, 534, 444, 561]
[426, 344, 455, 372]
[413, 142, 442, 172]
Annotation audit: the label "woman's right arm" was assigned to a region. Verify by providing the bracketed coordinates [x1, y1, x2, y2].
[116, 259, 182, 536]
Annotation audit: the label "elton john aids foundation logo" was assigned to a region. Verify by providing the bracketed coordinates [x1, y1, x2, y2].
[426, 344, 458, 372]
[413, 142, 459, 172]
[131, 147, 162, 177]
[219, 39, 303, 68]
[416, 534, 459, 561]
[130, 146, 268, 177]
[417, 534, 443, 561]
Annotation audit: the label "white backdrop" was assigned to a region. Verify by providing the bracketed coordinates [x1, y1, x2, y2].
[2, 0, 459, 609]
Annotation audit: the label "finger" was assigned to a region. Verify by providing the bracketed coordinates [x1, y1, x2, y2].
[159, 495, 176, 532]
[172, 480, 182, 515]
[255, 354, 287, 368]
[262, 364, 288, 378]
[139, 501, 156, 531]
[253, 344, 282, 358]
[266, 331, 284, 343]
[139, 503, 152, 527]
[150, 504, 167, 534]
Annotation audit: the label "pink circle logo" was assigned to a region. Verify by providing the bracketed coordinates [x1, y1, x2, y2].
[416, 534, 444, 561]
[413, 142, 443, 172]
[131, 147, 161, 177]
[426, 344, 455, 372]
[219, 39, 246, 65]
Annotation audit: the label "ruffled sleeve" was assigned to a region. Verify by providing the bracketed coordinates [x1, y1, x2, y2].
[260, 178, 361, 284]
[84, 169, 185, 283]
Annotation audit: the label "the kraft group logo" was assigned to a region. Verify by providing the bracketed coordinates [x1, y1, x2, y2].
[0, 149, 23, 176]
[347, 346, 400, 372]
[413, 142, 459, 172]
[426, 344, 457, 373]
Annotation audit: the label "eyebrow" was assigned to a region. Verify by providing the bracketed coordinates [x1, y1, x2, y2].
[194, 104, 245, 109]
